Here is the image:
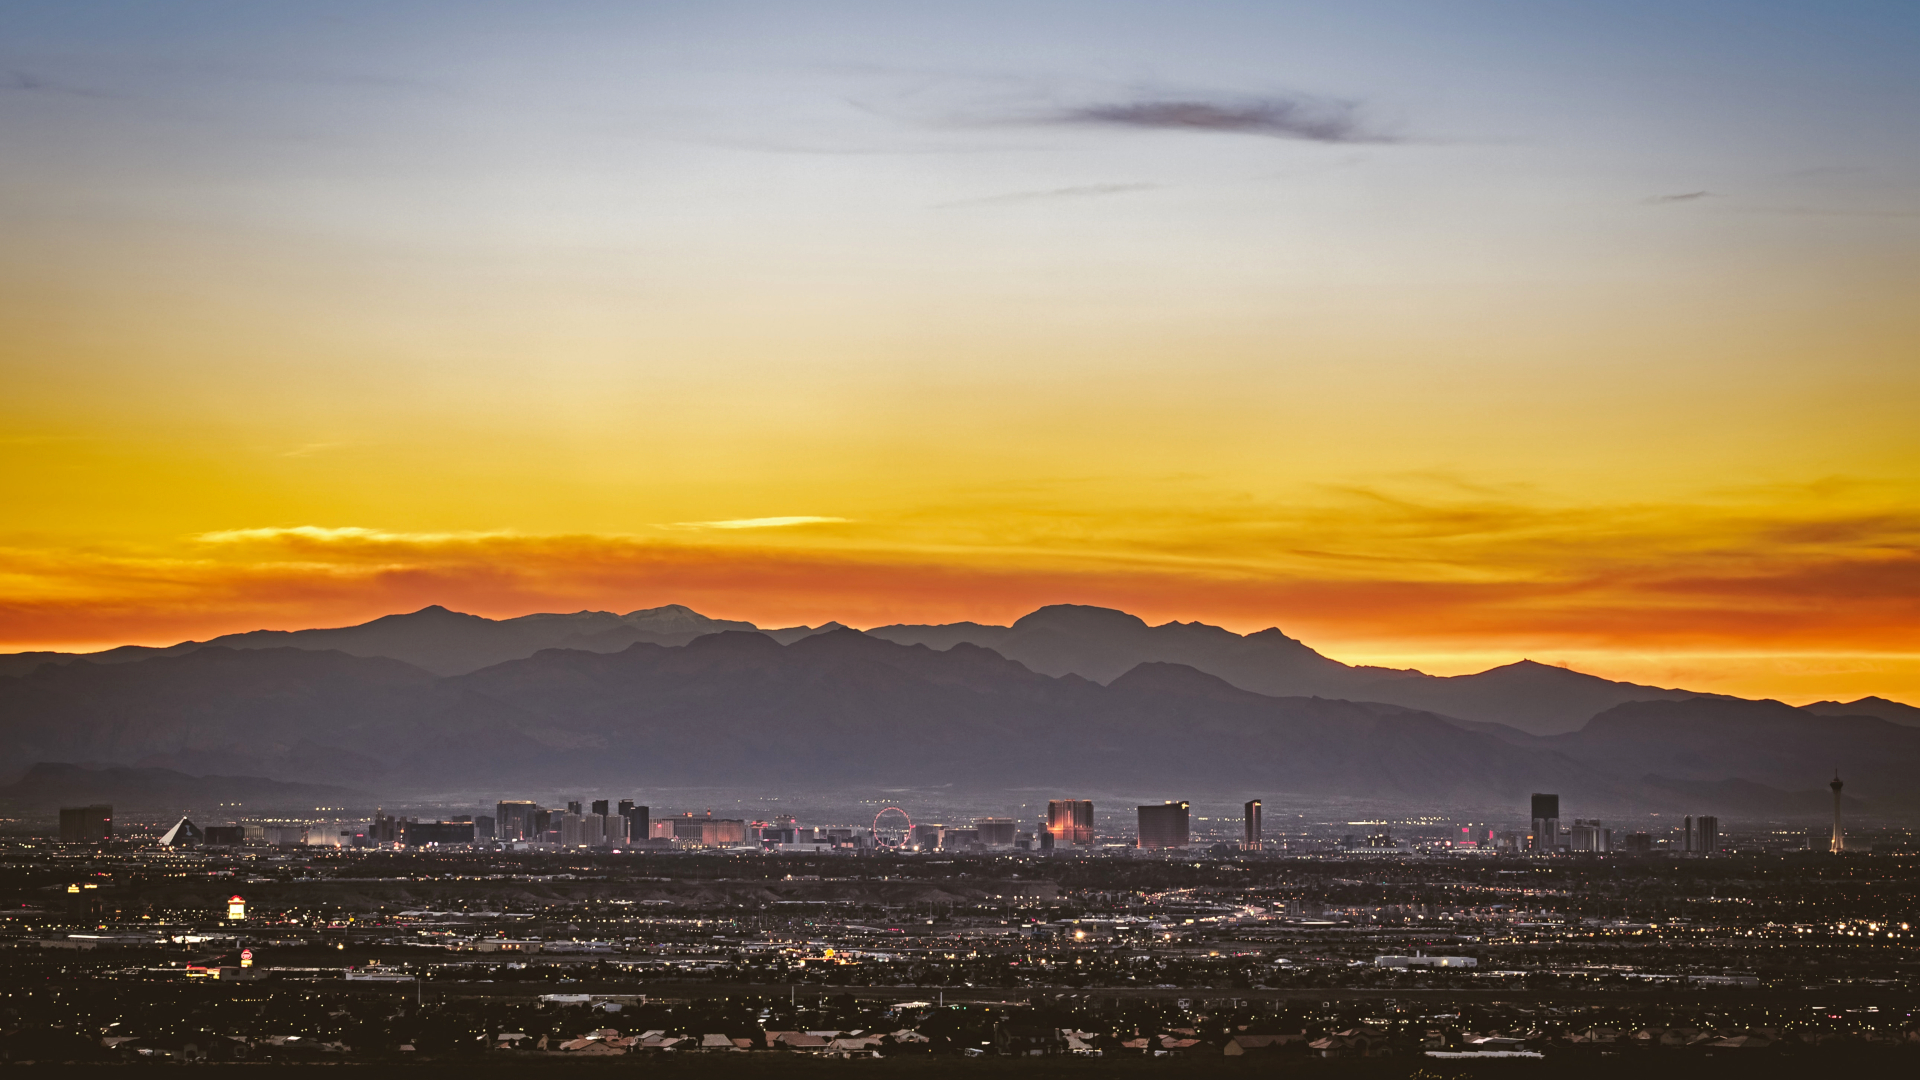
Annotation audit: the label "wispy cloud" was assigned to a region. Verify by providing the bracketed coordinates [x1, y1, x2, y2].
[934, 182, 1159, 209]
[1646, 191, 1714, 203]
[280, 442, 354, 458]
[664, 517, 849, 531]
[1051, 96, 1393, 144]
[195, 519, 851, 545]
[2, 70, 117, 99]
[196, 526, 516, 545]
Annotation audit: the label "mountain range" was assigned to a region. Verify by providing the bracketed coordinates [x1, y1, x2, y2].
[0, 762, 356, 813]
[1, 605, 1915, 815]
[0, 604, 770, 679]
[868, 606, 1717, 735]
[7, 602, 1908, 735]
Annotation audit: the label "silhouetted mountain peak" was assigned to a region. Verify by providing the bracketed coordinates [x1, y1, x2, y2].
[684, 629, 787, 656]
[1470, 659, 1611, 683]
[1578, 696, 1809, 733]
[1011, 604, 1151, 634]
[1804, 695, 1920, 727]
[621, 604, 757, 633]
[1108, 661, 1262, 701]
[388, 604, 477, 622]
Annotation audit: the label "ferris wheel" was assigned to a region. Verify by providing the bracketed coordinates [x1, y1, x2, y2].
[871, 806, 912, 848]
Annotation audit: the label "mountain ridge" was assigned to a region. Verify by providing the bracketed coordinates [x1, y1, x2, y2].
[869, 604, 1707, 734]
[0, 761, 360, 812]
[4, 602, 1912, 736]
[1, 629, 1913, 812]
[1802, 695, 1920, 727]
[0, 604, 829, 678]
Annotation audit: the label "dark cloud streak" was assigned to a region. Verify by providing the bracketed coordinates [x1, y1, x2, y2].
[1054, 96, 1393, 143]
[3, 70, 119, 99]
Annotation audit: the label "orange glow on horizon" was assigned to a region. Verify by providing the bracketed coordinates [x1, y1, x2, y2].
[4, 490, 1918, 703]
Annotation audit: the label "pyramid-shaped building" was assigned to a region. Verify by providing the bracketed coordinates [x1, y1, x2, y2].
[159, 817, 202, 846]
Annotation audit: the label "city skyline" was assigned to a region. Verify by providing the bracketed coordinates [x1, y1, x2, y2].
[79, 787, 1843, 858]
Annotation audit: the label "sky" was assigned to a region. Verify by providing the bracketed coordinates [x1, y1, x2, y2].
[2, 1, 1917, 702]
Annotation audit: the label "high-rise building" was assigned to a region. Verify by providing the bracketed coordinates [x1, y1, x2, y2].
[1568, 819, 1611, 852]
[941, 828, 981, 850]
[1529, 794, 1560, 852]
[1047, 800, 1095, 846]
[591, 799, 609, 817]
[974, 818, 1017, 847]
[667, 812, 749, 846]
[559, 812, 626, 847]
[473, 815, 495, 841]
[1137, 801, 1190, 850]
[1243, 800, 1262, 852]
[1830, 771, 1846, 853]
[1697, 815, 1719, 856]
[622, 803, 649, 845]
[58, 804, 112, 843]
[600, 813, 628, 847]
[1038, 821, 1054, 852]
[566, 801, 583, 816]
[496, 800, 539, 842]
[1684, 815, 1695, 853]
[402, 821, 475, 846]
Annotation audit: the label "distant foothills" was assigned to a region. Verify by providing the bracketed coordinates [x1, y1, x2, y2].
[1, 604, 1916, 814]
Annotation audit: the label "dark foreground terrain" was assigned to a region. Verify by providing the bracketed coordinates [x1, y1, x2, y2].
[2, 839, 1915, 1070]
[7, 1054, 1920, 1079]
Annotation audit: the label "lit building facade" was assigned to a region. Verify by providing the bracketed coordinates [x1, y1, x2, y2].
[496, 800, 539, 842]
[1047, 800, 1095, 846]
[1830, 772, 1846, 853]
[665, 812, 749, 846]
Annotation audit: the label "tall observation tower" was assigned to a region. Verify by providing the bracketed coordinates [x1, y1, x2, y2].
[1829, 771, 1846, 854]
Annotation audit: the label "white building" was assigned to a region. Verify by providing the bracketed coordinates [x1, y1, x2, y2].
[1376, 954, 1477, 968]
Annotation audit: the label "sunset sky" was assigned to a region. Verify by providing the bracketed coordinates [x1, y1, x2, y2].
[3, 2, 1917, 702]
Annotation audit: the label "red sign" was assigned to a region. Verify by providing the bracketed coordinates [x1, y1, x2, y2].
[240, 949, 253, 961]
